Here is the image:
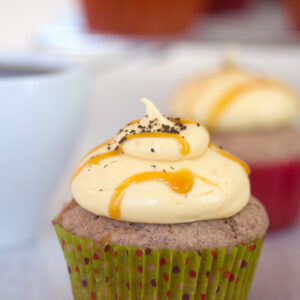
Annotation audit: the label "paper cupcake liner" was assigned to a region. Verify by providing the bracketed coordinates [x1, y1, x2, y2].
[250, 159, 300, 230]
[54, 221, 264, 300]
[81, 0, 203, 35]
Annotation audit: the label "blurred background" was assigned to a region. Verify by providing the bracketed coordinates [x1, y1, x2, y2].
[1, 0, 300, 299]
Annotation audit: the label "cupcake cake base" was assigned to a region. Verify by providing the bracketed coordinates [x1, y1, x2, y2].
[54, 197, 268, 300]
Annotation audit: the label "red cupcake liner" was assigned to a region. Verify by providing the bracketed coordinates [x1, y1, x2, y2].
[250, 158, 300, 230]
[81, 0, 204, 35]
[207, 0, 249, 13]
[284, 0, 300, 30]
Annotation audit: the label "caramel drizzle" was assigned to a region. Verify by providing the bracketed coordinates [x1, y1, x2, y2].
[71, 119, 198, 183]
[125, 132, 190, 155]
[77, 138, 114, 165]
[209, 143, 250, 175]
[207, 79, 290, 129]
[109, 168, 219, 219]
[71, 148, 123, 183]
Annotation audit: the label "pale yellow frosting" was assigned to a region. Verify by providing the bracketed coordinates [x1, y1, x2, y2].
[71, 99, 250, 224]
[169, 65, 299, 132]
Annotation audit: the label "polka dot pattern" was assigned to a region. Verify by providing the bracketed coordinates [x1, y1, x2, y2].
[81, 280, 88, 287]
[189, 270, 197, 278]
[224, 271, 235, 282]
[53, 221, 264, 300]
[159, 258, 166, 266]
[150, 279, 157, 287]
[249, 244, 257, 252]
[163, 274, 169, 281]
[240, 260, 248, 268]
[137, 265, 143, 273]
[92, 253, 99, 260]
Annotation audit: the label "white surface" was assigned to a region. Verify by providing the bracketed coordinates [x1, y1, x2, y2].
[0, 0, 71, 50]
[0, 53, 87, 248]
[1, 45, 300, 299]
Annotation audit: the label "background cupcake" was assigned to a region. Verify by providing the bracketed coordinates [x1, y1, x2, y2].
[54, 99, 268, 299]
[284, 0, 300, 31]
[207, 0, 250, 13]
[80, 0, 206, 35]
[169, 56, 300, 230]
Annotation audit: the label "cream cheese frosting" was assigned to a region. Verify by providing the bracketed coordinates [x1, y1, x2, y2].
[71, 99, 250, 224]
[169, 63, 299, 133]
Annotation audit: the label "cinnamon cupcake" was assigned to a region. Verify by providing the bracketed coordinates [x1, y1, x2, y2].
[53, 99, 268, 299]
[169, 58, 300, 230]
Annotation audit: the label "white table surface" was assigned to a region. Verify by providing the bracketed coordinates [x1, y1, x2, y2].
[1, 45, 300, 299]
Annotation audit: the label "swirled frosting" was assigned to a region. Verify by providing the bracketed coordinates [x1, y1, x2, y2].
[71, 99, 250, 224]
[169, 63, 299, 132]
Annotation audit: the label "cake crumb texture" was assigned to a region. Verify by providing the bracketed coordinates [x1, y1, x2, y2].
[59, 197, 268, 250]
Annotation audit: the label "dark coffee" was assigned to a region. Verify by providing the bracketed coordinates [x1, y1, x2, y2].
[0, 66, 60, 77]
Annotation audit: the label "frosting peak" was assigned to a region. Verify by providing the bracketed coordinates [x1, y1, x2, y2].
[71, 99, 250, 224]
[140, 98, 174, 126]
[119, 98, 209, 162]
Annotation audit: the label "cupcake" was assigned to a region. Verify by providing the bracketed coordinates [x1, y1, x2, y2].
[81, 0, 204, 35]
[284, 0, 300, 30]
[54, 99, 268, 299]
[207, 0, 249, 14]
[169, 57, 300, 230]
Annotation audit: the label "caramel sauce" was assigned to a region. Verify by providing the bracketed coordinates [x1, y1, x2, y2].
[78, 137, 114, 164]
[125, 132, 190, 155]
[209, 143, 250, 175]
[194, 173, 219, 188]
[71, 148, 123, 183]
[109, 169, 195, 219]
[127, 119, 140, 125]
[207, 79, 286, 129]
[169, 118, 198, 125]
[71, 130, 191, 183]
[180, 120, 198, 125]
[109, 168, 221, 219]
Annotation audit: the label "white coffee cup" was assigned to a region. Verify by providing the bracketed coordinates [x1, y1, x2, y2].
[0, 53, 87, 249]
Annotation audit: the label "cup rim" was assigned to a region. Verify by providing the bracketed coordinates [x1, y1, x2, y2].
[0, 52, 84, 84]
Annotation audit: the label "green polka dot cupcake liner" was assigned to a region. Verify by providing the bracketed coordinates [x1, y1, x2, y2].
[53, 221, 264, 300]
